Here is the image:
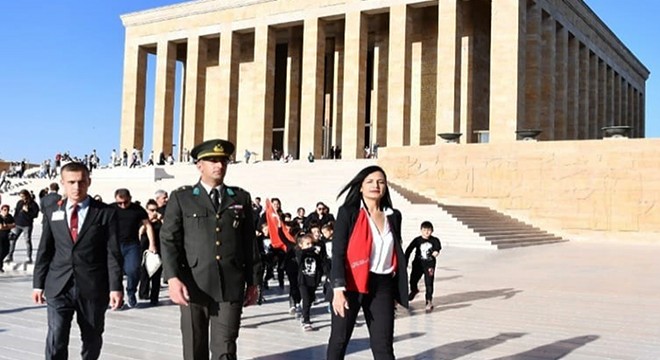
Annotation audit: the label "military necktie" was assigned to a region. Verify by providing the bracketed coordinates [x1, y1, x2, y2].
[210, 188, 220, 211]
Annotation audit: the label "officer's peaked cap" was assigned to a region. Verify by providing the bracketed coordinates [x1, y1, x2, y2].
[190, 139, 235, 161]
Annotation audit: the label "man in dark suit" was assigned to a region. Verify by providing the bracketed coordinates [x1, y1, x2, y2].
[161, 139, 260, 360]
[32, 162, 123, 360]
[40, 182, 62, 214]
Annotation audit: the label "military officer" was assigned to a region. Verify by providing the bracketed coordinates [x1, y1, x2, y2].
[160, 139, 260, 360]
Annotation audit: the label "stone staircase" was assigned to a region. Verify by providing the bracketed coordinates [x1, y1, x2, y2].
[388, 182, 568, 249]
[1, 160, 566, 255]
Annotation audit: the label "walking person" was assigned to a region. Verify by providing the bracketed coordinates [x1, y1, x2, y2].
[327, 165, 409, 360]
[405, 221, 442, 312]
[0, 205, 16, 272]
[7, 189, 40, 263]
[296, 233, 324, 331]
[160, 139, 260, 360]
[112, 188, 156, 308]
[32, 162, 124, 359]
[40, 183, 62, 214]
[138, 199, 163, 306]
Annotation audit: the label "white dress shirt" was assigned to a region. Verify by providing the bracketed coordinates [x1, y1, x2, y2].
[365, 205, 395, 274]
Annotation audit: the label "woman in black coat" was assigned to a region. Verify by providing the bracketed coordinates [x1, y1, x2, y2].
[327, 165, 408, 360]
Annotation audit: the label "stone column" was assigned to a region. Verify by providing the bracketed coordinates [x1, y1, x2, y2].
[436, 0, 460, 136]
[182, 35, 207, 153]
[370, 45, 381, 146]
[459, 33, 473, 144]
[621, 80, 628, 127]
[524, 1, 542, 131]
[253, 25, 276, 160]
[120, 42, 148, 152]
[578, 44, 590, 139]
[566, 34, 579, 139]
[639, 90, 645, 137]
[605, 65, 614, 127]
[152, 40, 176, 157]
[342, 12, 368, 159]
[598, 60, 607, 136]
[613, 72, 620, 125]
[410, 42, 422, 146]
[590, 53, 600, 139]
[332, 36, 345, 151]
[284, 31, 303, 159]
[300, 17, 326, 158]
[374, 38, 389, 147]
[217, 28, 240, 145]
[554, 25, 568, 140]
[489, 0, 526, 143]
[539, 13, 555, 141]
[387, 4, 411, 147]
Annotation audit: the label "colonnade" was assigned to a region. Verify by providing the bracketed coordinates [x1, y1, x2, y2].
[119, 0, 648, 160]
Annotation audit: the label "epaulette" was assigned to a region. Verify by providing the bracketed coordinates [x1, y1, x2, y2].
[173, 185, 192, 193]
[225, 185, 247, 197]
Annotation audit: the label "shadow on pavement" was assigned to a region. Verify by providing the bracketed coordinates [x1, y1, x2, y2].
[0, 305, 46, 315]
[490, 335, 600, 360]
[438, 288, 522, 306]
[399, 332, 527, 360]
[252, 332, 425, 359]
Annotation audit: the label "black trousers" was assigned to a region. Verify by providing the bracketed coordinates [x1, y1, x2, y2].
[180, 300, 242, 360]
[299, 283, 317, 323]
[327, 273, 396, 360]
[285, 256, 300, 304]
[138, 239, 162, 303]
[410, 261, 435, 301]
[138, 264, 163, 303]
[45, 278, 109, 360]
[0, 235, 9, 268]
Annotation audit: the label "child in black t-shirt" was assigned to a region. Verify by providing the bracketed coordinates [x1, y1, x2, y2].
[296, 233, 323, 331]
[405, 221, 442, 312]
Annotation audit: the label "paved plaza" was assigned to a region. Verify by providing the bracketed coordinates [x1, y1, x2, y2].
[1, 226, 659, 359]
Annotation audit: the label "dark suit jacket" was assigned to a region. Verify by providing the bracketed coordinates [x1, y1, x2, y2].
[40, 192, 62, 214]
[160, 183, 260, 303]
[331, 204, 409, 308]
[33, 198, 123, 299]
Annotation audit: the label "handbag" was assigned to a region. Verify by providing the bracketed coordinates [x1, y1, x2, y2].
[142, 250, 162, 278]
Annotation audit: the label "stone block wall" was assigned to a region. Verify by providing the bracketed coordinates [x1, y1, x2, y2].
[378, 138, 660, 239]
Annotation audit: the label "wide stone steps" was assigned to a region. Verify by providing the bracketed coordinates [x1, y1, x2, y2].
[4, 160, 565, 252]
[388, 182, 568, 250]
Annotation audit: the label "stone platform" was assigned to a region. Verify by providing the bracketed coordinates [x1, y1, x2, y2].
[1, 229, 659, 359]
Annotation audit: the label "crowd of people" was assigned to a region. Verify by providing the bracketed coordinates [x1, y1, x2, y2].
[0, 138, 443, 359]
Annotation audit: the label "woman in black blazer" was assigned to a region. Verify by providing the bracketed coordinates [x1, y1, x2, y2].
[327, 165, 409, 360]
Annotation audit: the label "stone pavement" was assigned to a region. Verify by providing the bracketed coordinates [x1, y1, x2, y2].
[1, 230, 660, 359]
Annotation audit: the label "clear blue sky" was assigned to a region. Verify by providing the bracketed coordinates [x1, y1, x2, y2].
[0, 0, 657, 163]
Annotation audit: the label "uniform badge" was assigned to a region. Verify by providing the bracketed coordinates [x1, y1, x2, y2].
[233, 219, 240, 229]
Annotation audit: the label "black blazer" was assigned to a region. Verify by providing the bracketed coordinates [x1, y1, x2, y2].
[33, 198, 123, 299]
[331, 204, 409, 308]
[160, 183, 260, 303]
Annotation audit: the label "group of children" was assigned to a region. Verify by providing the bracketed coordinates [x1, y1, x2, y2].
[257, 214, 442, 331]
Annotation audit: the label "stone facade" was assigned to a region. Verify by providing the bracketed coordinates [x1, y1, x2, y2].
[119, 0, 648, 160]
[379, 138, 660, 239]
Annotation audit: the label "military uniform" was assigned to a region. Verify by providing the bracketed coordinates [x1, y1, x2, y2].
[160, 138, 261, 360]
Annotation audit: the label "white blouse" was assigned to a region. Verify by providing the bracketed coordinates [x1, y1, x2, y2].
[366, 207, 395, 274]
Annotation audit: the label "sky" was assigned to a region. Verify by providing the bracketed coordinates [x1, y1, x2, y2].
[0, 0, 657, 163]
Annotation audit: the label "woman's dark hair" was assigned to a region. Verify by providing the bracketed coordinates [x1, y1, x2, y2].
[337, 165, 393, 210]
[19, 189, 31, 199]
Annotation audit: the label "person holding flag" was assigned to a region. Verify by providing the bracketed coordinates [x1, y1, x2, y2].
[263, 198, 301, 314]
